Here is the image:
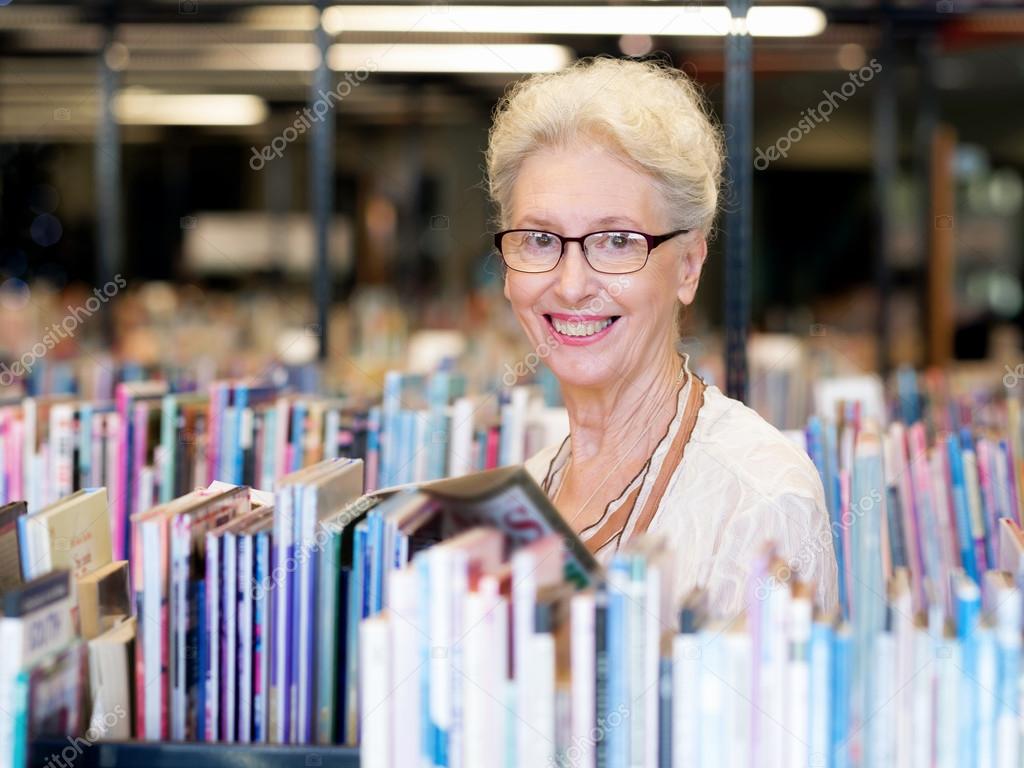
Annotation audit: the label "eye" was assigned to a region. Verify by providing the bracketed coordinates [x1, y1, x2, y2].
[525, 232, 558, 249]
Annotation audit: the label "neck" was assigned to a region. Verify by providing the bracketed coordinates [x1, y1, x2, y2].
[561, 348, 684, 469]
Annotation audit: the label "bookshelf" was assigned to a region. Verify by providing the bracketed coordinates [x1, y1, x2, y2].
[28, 739, 360, 768]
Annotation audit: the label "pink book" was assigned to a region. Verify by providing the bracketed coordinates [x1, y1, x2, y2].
[485, 426, 500, 469]
[8, 415, 23, 502]
[975, 440, 999, 566]
[114, 383, 130, 559]
[839, 468, 853, 619]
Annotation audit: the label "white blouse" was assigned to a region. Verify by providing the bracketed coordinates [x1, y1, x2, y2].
[525, 359, 840, 619]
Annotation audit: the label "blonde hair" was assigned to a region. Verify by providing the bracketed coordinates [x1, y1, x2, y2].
[486, 56, 724, 236]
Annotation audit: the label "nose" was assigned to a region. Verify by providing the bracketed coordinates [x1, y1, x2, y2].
[555, 241, 595, 305]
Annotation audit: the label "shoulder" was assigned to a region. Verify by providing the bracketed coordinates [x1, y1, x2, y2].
[688, 383, 823, 503]
[524, 442, 563, 490]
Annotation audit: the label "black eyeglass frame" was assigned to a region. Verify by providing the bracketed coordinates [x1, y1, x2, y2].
[492, 228, 690, 274]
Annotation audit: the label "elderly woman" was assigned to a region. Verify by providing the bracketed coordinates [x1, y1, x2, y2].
[486, 57, 838, 618]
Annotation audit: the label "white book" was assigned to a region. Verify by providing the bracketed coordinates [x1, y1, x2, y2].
[978, 629, 999, 768]
[49, 402, 75, 501]
[511, 538, 563, 766]
[463, 590, 491, 768]
[698, 625, 725, 768]
[271, 482, 292, 744]
[447, 397, 475, 478]
[360, 615, 391, 768]
[784, 591, 811, 768]
[526, 632, 556, 767]
[389, 567, 422, 768]
[868, 632, 897, 768]
[935, 638, 961, 768]
[643, 565, 661, 768]
[141, 521, 163, 740]
[724, 629, 752, 768]
[570, 591, 596, 768]
[672, 633, 701, 768]
[87, 617, 135, 740]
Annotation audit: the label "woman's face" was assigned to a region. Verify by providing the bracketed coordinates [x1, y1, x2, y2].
[504, 141, 706, 390]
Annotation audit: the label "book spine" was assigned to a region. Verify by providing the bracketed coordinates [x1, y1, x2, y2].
[160, 396, 176, 504]
[238, 533, 254, 743]
[205, 532, 220, 742]
[360, 616, 391, 768]
[570, 592, 596, 768]
[606, 559, 629, 767]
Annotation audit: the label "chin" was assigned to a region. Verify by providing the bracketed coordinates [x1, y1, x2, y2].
[547, 353, 621, 390]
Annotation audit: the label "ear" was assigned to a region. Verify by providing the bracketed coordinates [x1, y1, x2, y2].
[676, 234, 707, 306]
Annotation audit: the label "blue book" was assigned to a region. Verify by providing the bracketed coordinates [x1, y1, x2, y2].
[606, 557, 630, 767]
[953, 572, 981, 768]
[428, 371, 451, 480]
[947, 434, 978, 581]
[79, 401, 93, 489]
[233, 383, 249, 484]
[290, 402, 307, 472]
[809, 619, 833, 768]
[195, 579, 207, 741]
[831, 624, 852, 768]
[381, 371, 404, 488]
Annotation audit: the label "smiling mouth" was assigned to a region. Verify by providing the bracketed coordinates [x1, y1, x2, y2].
[544, 314, 620, 338]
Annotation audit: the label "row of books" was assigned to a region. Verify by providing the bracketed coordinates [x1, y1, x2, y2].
[0, 372, 568, 560]
[357, 423, 1024, 768]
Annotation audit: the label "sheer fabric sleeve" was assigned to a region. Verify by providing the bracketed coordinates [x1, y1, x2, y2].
[702, 489, 840, 619]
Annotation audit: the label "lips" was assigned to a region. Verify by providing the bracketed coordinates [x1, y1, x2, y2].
[543, 312, 620, 343]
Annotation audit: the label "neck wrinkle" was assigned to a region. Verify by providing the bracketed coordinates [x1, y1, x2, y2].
[561, 349, 685, 469]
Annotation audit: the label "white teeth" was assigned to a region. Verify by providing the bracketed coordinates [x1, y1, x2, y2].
[550, 316, 613, 337]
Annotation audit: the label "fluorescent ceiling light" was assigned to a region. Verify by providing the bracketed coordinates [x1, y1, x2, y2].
[238, 5, 320, 31]
[323, 5, 826, 38]
[114, 89, 268, 125]
[328, 43, 572, 73]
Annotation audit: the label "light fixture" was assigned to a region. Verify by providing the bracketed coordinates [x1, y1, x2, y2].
[323, 5, 826, 38]
[114, 89, 268, 126]
[328, 43, 572, 73]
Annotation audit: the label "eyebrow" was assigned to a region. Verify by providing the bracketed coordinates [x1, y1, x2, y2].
[517, 215, 644, 231]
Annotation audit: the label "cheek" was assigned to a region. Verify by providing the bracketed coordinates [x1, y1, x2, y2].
[504, 273, 543, 311]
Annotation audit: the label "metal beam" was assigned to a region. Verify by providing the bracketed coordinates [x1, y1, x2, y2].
[724, 0, 753, 403]
[311, 1, 334, 362]
[95, 20, 122, 345]
[872, 16, 898, 375]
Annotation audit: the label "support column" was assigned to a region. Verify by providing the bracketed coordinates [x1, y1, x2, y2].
[724, 0, 753, 402]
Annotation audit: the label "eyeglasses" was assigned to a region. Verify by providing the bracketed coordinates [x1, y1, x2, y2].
[493, 228, 689, 275]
